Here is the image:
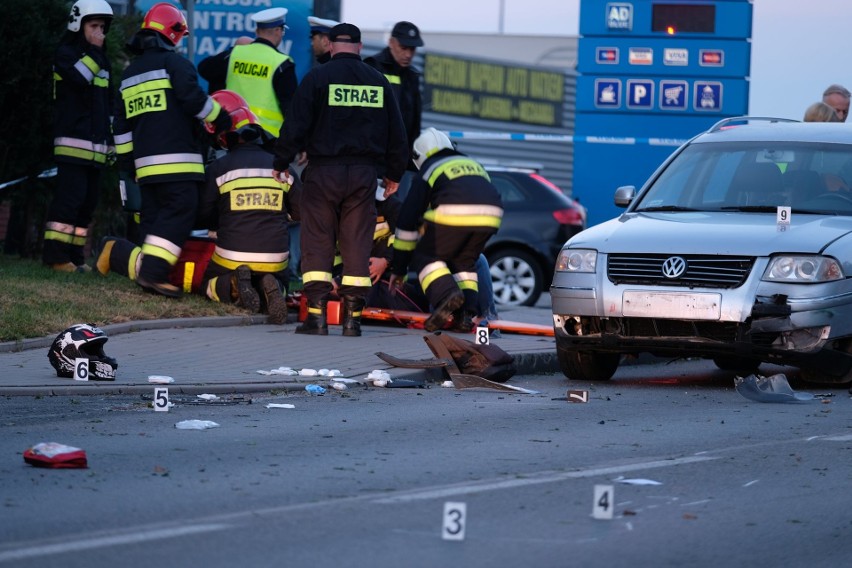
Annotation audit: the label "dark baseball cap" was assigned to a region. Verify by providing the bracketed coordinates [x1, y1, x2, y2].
[391, 21, 423, 47]
[329, 23, 361, 43]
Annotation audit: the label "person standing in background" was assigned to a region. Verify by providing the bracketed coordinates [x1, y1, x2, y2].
[803, 101, 841, 122]
[822, 84, 850, 122]
[308, 16, 339, 65]
[364, 21, 424, 201]
[42, 0, 114, 273]
[198, 7, 297, 139]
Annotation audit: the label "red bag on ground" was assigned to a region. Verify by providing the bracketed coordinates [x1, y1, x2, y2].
[23, 442, 88, 469]
[168, 237, 216, 295]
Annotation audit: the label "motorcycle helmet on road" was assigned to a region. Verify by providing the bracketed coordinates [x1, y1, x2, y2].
[48, 324, 118, 381]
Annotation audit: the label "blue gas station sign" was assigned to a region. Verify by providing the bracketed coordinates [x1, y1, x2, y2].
[574, 0, 752, 225]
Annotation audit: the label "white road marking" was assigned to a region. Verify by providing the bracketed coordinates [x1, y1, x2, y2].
[0, 524, 230, 563]
[373, 455, 717, 504]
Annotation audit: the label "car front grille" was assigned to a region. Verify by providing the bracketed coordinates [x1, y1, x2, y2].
[608, 254, 754, 288]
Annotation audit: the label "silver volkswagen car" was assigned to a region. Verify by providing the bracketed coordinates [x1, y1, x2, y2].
[551, 117, 852, 385]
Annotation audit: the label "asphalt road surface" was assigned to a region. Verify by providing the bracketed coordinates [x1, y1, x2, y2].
[1, 358, 850, 567]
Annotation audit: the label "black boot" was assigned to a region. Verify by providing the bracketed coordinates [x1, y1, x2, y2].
[451, 309, 476, 333]
[260, 274, 288, 325]
[342, 296, 366, 337]
[296, 298, 328, 335]
[230, 265, 260, 313]
[424, 290, 465, 332]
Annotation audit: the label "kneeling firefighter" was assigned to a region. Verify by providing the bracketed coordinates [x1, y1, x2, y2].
[389, 128, 503, 332]
[195, 90, 294, 324]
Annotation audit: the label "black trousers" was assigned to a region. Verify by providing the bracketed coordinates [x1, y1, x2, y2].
[299, 164, 376, 303]
[137, 180, 199, 282]
[42, 162, 102, 265]
[409, 224, 496, 313]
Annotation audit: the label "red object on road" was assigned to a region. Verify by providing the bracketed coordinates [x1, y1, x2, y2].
[23, 442, 88, 469]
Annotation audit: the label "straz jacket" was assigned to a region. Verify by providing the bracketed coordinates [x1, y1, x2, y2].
[392, 150, 504, 273]
[114, 47, 222, 184]
[273, 52, 407, 178]
[197, 142, 292, 273]
[52, 39, 112, 166]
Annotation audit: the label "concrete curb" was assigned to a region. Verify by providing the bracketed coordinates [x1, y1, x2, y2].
[0, 315, 268, 354]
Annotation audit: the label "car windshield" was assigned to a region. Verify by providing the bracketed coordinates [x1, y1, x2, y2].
[633, 141, 852, 215]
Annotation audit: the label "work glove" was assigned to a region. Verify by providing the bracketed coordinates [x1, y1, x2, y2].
[210, 111, 232, 136]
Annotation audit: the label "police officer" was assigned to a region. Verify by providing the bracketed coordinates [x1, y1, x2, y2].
[111, 2, 230, 297]
[198, 7, 297, 139]
[389, 128, 503, 332]
[364, 21, 424, 199]
[42, 0, 113, 273]
[196, 90, 294, 324]
[308, 16, 339, 65]
[272, 23, 408, 337]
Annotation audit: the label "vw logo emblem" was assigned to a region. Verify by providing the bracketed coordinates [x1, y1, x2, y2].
[662, 256, 687, 279]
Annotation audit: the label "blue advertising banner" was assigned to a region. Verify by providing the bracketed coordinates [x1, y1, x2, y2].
[134, 0, 313, 82]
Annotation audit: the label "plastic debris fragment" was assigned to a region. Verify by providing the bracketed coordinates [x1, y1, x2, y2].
[305, 384, 326, 395]
[734, 373, 815, 403]
[175, 420, 220, 430]
[441, 380, 454, 388]
[266, 403, 295, 409]
[196, 394, 220, 401]
[616, 478, 663, 486]
[330, 382, 348, 391]
[148, 375, 174, 384]
[300, 368, 318, 377]
[319, 369, 342, 377]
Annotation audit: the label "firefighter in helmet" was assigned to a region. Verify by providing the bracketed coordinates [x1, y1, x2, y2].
[389, 128, 503, 332]
[195, 90, 295, 324]
[42, 0, 114, 272]
[111, 2, 231, 298]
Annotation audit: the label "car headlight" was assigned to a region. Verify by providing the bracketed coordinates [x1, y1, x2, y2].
[763, 255, 844, 282]
[555, 248, 597, 272]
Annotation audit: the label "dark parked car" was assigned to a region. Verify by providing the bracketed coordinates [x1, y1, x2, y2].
[484, 167, 586, 306]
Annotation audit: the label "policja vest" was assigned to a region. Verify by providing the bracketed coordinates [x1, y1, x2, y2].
[226, 43, 292, 137]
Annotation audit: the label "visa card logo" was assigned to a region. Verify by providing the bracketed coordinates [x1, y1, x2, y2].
[664, 48, 688, 66]
[699, 49, 724, 67]
[596, 47, 619, 64]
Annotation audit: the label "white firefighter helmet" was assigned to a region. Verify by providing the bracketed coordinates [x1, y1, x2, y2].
[48, 323, 117, 380]
[67, 0, 114, 33]
[412, 127, 453, 170]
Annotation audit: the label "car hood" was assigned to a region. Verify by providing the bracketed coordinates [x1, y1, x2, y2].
[569, 211, 852, 255]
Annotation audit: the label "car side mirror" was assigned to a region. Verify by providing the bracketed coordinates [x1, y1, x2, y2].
[614, 185, 636, 208]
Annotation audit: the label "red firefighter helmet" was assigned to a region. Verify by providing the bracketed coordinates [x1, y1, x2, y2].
[141, 2, 189, 46]
[205, 90, 261, 149]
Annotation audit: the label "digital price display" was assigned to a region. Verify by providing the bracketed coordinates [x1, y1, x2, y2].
[652, 3, 716, 34]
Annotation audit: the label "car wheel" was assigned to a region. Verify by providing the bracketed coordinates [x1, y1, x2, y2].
[799, 340, 852, 385]
[712, 356, 760, 374]
[488, 248, 543, 307]
[556, 341, 620, 381]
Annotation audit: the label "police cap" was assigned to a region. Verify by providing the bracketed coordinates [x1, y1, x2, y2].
[252, 7, 288, 30]
[391, 21, 423, 47]
[309, 16, 339, 36]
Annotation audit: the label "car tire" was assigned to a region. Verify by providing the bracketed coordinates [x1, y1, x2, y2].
[556, 341, 620, 381]
[712, 356, 760, 374]
[488, 248, 543, 307]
